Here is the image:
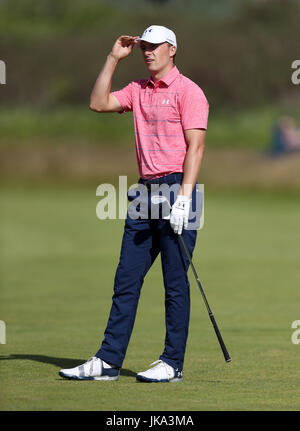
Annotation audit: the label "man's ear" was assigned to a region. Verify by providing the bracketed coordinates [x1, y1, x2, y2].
[170, 46, 176, 56]
[169, 45, 176, 61]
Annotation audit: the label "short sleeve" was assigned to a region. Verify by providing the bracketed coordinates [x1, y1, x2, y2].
[112, 82, 133, 114]
[180, 83, 209, 130]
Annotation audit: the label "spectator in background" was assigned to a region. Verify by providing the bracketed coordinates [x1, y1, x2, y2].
[270, 116, 300, 155]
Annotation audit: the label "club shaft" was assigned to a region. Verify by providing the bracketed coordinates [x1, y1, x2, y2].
[179, 234, 231, 363]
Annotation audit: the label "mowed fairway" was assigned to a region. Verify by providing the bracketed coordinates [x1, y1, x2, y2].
[1, 183, 300, 411]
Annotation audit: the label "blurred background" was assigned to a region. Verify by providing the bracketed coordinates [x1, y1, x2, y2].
[1, 0, 300, 186]
[1, 0, 300, 411]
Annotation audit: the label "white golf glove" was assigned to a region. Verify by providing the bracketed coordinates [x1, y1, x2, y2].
[170, 195, 191, 235]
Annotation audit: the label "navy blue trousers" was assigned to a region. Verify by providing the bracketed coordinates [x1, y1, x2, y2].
[95, 173, 197, 373]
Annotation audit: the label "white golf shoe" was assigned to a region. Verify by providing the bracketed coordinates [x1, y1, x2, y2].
[59, 356, 119, 381]
[136, 360, 183, 383]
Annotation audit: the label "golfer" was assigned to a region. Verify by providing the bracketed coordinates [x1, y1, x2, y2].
[59, 25, 209, 382]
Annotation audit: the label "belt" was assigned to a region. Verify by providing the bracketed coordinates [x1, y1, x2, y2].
[139, 173, 183, 190]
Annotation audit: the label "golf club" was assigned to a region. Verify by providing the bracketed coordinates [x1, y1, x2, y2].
[151, 194, 231, 363]
[178, 234, 231, 363]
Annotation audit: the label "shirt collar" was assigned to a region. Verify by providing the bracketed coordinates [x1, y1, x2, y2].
[143, 66, 180, 89]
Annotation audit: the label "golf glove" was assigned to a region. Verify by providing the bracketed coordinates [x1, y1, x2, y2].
[170, 195, 191, 235]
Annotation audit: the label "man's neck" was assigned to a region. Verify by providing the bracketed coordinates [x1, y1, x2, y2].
[151, 63, 174, 83]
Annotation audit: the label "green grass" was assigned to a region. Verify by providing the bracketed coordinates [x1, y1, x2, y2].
[206, 104, 300, 148]
[0, 106, 135, 145]
[1, 104, 300, 149]
[1, 183, 300, 410]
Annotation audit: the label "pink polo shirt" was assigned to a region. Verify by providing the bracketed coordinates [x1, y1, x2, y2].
[113, 66, 209, 179]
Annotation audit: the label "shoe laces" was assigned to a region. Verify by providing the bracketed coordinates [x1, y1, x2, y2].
[150, 360, 174, 376]
[87, 356, 98, 363]
[150, 360, 164, 368]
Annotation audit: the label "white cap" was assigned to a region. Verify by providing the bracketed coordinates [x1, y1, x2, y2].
[138, 25, 177, 48]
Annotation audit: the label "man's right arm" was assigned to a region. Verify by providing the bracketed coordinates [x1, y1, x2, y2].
[89, 35, 139, 113]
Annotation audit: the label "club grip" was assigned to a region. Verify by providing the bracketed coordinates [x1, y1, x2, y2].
[209, 313, 231, 362]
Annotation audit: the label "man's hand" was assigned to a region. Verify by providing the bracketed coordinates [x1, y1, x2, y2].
[170, 195, 191, 235]
[110, 35, 139, 61]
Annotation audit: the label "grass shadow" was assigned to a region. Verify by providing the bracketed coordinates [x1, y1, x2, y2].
[0, 354, 136, 377]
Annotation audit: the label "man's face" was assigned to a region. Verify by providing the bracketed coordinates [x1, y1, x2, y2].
[140, 41, 176, 73]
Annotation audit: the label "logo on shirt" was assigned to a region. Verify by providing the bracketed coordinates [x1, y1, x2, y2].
[162, 99, 170, 105]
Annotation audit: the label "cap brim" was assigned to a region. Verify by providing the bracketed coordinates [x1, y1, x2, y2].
[137, 37, 167, 44]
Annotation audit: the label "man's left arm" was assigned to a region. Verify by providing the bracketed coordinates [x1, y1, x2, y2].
[170, 129, 206, 235]
[179, 128, 206, 198]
